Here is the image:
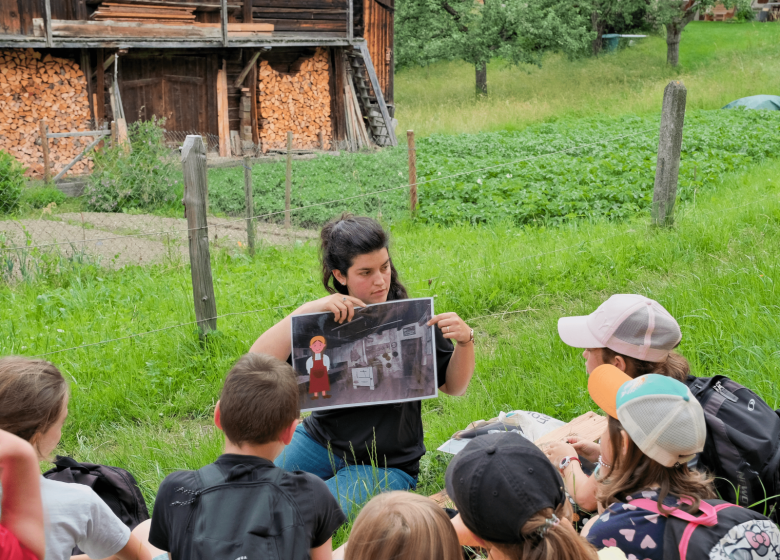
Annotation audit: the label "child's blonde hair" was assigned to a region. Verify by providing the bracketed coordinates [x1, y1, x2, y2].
[0, 357, 68, 456]
[344, 492, 461, 560]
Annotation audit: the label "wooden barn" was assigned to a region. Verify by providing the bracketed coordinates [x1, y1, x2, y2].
[0, 0, 396, 176]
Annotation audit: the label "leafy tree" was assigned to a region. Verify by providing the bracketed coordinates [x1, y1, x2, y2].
[647, 0, 750, 66]
[589, 0, 649, 55]
[396, 0, 593, 95]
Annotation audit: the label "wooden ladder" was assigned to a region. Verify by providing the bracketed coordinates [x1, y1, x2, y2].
[346, 44, 397, 147]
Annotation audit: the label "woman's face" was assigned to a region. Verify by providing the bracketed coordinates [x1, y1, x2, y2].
[311, 340, 325, 353]
[33, 394, 69, 460]
[335, 248, 392, 305]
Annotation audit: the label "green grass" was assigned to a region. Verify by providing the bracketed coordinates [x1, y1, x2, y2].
[1, 155, 777, 529]
[395, 22, 780, 136]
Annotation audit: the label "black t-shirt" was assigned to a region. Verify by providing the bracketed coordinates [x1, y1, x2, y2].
[296, 326, 453, 478]
[148, 454, 346, 559]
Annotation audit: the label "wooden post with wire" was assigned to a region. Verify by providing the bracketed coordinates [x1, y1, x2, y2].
[39, 119, 51, 183]
[285, 131, 292, 228]
[652, 81, 687, 227]
[244, 156, 255, 256]
[181, 135, 217, 338]
[407, 130, 417, 216]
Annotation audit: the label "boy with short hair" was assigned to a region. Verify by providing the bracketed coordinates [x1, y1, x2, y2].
[149, 353, 346, 560]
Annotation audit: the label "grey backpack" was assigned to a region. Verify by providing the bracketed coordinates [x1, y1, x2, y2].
[189, 463, 309, 560]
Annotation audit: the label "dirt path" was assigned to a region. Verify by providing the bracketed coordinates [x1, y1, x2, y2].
[0, 212, 316, 268]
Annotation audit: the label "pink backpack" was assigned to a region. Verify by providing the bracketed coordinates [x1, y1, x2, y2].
[632, 497, 780, 560]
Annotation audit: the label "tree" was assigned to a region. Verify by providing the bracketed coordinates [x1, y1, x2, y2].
[647, 0, 750, 66]
[589, 0, 649, 55]
[396, 0, 593, 95]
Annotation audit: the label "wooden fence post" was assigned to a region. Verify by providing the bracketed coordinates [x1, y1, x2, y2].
[285, 131, 292, 228]
[181, 135, 217, 338]
[39, 120, 51, 183]
[653, 81, 687, 227]
[408, 130, 417, 216]
[244, 156, 255, 256]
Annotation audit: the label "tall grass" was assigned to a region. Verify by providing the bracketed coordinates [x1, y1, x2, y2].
[395, 22, 780, 136]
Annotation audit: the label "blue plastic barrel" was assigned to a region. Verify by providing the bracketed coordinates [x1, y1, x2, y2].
[602, 34, 620, 53]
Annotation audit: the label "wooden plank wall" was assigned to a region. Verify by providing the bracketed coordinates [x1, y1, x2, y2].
[249, 0, 348, 34]
[363, 0, 393, 104]
[0, 0, 43, 36]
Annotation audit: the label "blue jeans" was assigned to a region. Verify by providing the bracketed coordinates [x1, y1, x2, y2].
[275, 424, 417, 517]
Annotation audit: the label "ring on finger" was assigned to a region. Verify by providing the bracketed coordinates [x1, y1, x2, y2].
[342, 297, 347, 302]
[445, 326, 449, 333]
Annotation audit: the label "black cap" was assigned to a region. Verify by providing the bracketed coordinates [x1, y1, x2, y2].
[445, 432, 566, 544]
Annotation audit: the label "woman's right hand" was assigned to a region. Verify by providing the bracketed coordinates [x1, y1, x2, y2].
[315, 294, 367, 324]
[566, 436, 600, 463]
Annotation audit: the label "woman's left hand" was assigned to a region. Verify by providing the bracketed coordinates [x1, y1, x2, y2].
[428, 313, 472, 345]
[543, 440, 578, 467]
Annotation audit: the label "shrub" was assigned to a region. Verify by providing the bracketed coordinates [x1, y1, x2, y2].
[83, 118, 182, 213]
[21, 186, 67, 209]
[0, 150, 27, 214]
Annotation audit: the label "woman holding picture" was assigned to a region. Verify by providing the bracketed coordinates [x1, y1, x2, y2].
[250, 213, 476, 515]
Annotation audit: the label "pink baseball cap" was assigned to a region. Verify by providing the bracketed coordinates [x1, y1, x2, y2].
[558, 294, 682, 362]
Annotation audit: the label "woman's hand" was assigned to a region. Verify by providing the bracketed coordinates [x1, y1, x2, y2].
[428, 312, 472, 345]
[317, 294, 367, 324]
[543, 440, 578, 467]
[566, 436, 600, 463]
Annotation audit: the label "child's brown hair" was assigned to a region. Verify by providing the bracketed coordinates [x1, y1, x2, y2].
[601, 348, 690, 382]
[0, 357, 68, 452]
[219, 353, 300, 446]
[597, 416, 715, 514]
[344, 492, 461, 560]
[488, 501, 598, 560]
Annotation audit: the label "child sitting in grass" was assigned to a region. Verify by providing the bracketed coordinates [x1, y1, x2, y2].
[340, 492, 461, 560]
[146, 353, 346, 560]
[0, 357, 151, 560]
[0, 428, 46, 560]
[545, 294, 690, 512]
[445, 432, 623, 560]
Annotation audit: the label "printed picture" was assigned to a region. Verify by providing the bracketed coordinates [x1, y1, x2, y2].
[291, 298, 438, 412]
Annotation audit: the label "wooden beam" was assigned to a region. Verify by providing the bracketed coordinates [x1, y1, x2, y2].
[347, 0, 353, 40]
[53, 134, 106, 182]
[44, 0, 53, 47]
[217, 60, 231, 157]
[39, 120, 51, 183]
[47, 130, 111, 139]
[357, 43, 396, 146]
[96, 49, 105, 123]
[80, 49, 95, 126]
[233, 50, 261, 88]
[243, 0, 252, 23]
[249, 61, 259, 145]
[221, 0, 229, 46]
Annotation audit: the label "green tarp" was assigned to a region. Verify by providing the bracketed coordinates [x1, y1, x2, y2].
[722, 95, 780, 111]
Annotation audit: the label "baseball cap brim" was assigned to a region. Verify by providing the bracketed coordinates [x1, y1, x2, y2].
[558, 316, 604, 349]
[588, 364, 632, 419]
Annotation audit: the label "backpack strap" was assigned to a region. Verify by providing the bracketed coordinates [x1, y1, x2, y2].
[197, 463, 226, 490]
[632, 498, 738, 560]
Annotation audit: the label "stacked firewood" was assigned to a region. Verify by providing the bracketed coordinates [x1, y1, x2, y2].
[257, 47, 333, 152]
[0, 49, 92, 177]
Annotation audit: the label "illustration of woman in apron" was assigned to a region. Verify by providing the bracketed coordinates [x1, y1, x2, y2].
[306, 335, 331, 399]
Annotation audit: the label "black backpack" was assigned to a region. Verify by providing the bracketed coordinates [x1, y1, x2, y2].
[633, 496, 780, 559]
[686, 375, 780, 518]
[43, 456, 150, 555]
[187, 463, 310, 560]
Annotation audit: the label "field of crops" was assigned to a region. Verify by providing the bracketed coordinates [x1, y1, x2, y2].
[207, 109, 780, 227]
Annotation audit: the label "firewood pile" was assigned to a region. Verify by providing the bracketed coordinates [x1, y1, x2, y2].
[0, 49, 92, 177]
[257, 48, 333, 152]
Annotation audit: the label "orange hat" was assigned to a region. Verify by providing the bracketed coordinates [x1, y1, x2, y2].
[309, 336, 326, 348]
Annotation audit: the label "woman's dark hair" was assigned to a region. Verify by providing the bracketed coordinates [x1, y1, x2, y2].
[597, 416, 715, 515]
[320, 213, 408, 300]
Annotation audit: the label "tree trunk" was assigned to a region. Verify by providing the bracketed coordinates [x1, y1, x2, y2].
[665, 23, 683, 66]
[475, 62, 487, 96]
[591, 11, 606, 56]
